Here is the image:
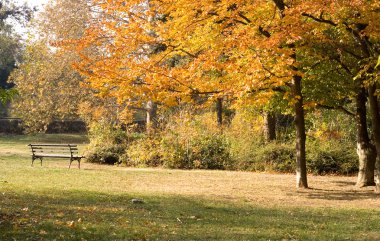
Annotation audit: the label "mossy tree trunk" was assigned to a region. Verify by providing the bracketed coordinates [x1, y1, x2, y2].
[263, 111, 276, 142]
[368, 85, 380, 191]
[216, 98, 223, 127]
[293, 75, 308, 189]
[355, 87, 376, 187]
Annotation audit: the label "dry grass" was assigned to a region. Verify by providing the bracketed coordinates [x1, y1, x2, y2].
[1, 133, 379, 209]
[43, 162, 380, 209]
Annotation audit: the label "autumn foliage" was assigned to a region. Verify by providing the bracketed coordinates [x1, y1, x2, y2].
[72, 0, 378, 108]
[10, 0, 380, 188]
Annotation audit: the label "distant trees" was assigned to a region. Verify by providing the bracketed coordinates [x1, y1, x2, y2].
[0, 1, 31, 103]
[10, 0, 93, 131]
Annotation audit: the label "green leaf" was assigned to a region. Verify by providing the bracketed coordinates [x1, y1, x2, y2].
[375, 56, 380, 69]
[0, 88, 18, 104]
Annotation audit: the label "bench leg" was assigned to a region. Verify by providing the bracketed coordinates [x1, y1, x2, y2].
[31, 157, 42, 167]
[69, 158, 81, 169]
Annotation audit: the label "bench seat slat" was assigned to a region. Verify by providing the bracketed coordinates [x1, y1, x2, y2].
[33, 153, 83, 158]
[29, 144, 78, 147]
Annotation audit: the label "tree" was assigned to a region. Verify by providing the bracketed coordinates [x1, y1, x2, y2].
[0, 1, 31, 104]
[10, 0, 93, 131]
[297, 1, 380, 187]
[370, 60, 380, 191]
[0, 0, 31, 26]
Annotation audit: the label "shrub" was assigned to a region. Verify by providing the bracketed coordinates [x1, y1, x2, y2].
[307, 139, 357, 175]
[85, 121, 142, 165]
[160, 110, 232, 169]
[161, 133, 232, 170]
[122, 109, 233, 170]
[226, 109, 358, 174]
[233, 142, 295, 172]
[85, 108, 358, 175]
[123, 137, 163, 167]
[86, 144, 125, 165]
[230, 139, 357, 175]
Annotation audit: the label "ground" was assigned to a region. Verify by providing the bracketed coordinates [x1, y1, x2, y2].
[1, 134, 380, 240]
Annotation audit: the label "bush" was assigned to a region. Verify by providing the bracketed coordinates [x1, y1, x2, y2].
[122, 109, 232, 170]
[225, 109, 358, 174]
[232, 142, 295, 172]
[230, 139, 357, 175]
[85, 108, 358, 175]
[85, 121, 142, 165]
[307, 140, 357, 175]
[160, 110, 232, 169]
[161, 133, 232, 170]
[123, 137, 163, 167]
[86, 144, 125, 165]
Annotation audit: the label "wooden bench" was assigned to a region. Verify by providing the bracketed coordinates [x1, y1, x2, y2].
[28, 144, 84, 169]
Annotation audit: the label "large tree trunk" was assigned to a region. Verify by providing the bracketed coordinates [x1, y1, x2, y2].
[146, 100, 157, 134]
[263, 111, 276, 142]
[355, 88, 376, 187]
[293, 75, 308, 188]
[216, 98, 223, 127]
[368, 85, 380, 192]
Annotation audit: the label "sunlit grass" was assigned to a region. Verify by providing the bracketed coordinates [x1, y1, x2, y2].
[1, 134, 380, 240]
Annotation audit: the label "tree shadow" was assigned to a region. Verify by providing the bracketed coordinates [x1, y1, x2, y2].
[332, 181, 356, 187]
[2, 190, 380, 240]
[0, 190, 263, 240]
[299, 186, 379, 201]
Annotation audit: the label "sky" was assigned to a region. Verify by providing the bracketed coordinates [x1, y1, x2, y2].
[12, 0, 50, 37]
[21, 0, 49, 9]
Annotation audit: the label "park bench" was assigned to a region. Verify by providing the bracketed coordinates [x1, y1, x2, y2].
[28, 144, 83, 169]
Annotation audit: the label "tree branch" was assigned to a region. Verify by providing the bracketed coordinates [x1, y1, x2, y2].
[317, 104, 355, 116]
[258, 26, 271, 38]
[238, 12, 251, 24]
[301, 12, 337, 27]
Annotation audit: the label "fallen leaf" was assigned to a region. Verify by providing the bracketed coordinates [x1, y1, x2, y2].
[67, 221, 75, 227]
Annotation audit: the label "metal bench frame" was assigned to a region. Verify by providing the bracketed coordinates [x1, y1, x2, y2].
[28, 144, 83, 169]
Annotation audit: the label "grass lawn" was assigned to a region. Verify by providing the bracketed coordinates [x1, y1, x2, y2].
[1, 134, 380, 240]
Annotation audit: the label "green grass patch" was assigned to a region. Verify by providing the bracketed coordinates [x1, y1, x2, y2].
[1, 134, 380, 240]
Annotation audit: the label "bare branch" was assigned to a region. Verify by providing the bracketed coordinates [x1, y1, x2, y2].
[301, 12, 337, 27]
[317, 104, 355, 116]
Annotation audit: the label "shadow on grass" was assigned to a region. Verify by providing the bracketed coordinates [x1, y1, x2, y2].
[1, 190, 380, 241]
[298, 187, 379, 201]
[332, 181, 357, 186]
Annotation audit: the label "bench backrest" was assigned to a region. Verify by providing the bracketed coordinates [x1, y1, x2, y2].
[28, 144, 79, 157]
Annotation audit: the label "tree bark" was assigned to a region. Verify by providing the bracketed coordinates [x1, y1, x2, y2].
[293, 75, 308, 188]
[216, 98, 223, 127]
[368, 85, 380, 192]
[355, 88, 376, 187]
[146, 100, 157, 134]
[269, 0, 307, 188]
[263, 111, 276, 142]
